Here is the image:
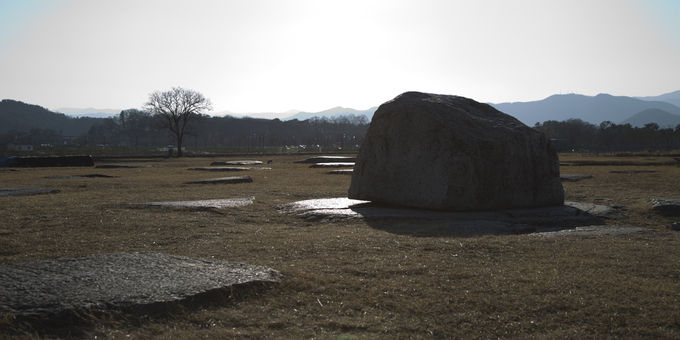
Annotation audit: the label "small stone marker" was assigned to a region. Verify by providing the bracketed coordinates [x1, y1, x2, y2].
[96, 164, 150, 169]
[670, 222, 680, 231]
[609, 170, 658, 174]
[133, 197, 255, 210]
[185, 176, 253, 184]
[560, 174, 593, 182]
[650, 198, 680, 217]
[210, 160, 263, 166]
[45, 174, 118, 179]
[328, 169, 353, 175]
[530, 225, 650, 237]
[0, 252, 281, 317]
[0, 188, 60, 197]
[295, 156, 357, 164]
[310, 162, 355, 168]
[188, 167, 271, 172]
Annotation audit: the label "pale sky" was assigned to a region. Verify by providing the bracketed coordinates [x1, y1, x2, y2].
[1, 0, 679, 117]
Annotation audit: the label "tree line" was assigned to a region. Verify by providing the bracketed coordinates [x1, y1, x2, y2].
[534, 119, 680, 152]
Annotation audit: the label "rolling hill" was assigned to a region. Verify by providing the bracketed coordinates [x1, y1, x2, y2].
[0, 100, 102, 135]
[492, 93, 680, 126]
[620, 108, 680, 128]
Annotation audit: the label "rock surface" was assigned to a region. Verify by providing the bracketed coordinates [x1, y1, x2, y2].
[329, 169, 353, 175]
[131, 197, 254, 210]
[610, 170, 657, 174]
[185, 176, 253, 184]
[95, 164, 150, 169]
[560, 174, 593, 182]
[349, 92, 564, 211]
[188, 167, 271, 172]
[650, 198, 680, 216]
[0, 252, 281, 317]
[4, 155, 94, 167]
[295, 156, 357, 163]
[210, 160, 263, 166]
[310, 162, 356, 168]
[0, 188, 60, 197]
[530, 225, 649, 237]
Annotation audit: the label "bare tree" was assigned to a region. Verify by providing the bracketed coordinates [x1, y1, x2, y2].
[144, 87, 212, 156]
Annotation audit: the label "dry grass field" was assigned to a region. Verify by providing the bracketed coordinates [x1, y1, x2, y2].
[1, 153, 680, 339]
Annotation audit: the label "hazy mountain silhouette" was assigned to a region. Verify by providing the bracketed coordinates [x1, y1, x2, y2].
[620, 108, 680, 128]
[492, 93, 680, 126]
[636, 90, 680, 108]
[0, 100, 101, 135]
[56, 107, 121, 118]
[283, 106, 377, 121]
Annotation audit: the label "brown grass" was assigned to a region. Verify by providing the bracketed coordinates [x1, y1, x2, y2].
[1, 154, 680, 338]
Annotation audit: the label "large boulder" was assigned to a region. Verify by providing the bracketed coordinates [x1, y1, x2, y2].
[348, 92, 564, 211]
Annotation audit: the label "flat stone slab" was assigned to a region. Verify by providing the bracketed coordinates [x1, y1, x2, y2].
[530, 225, 650, 237]
[0, 188, 60, 197]
[45, 174, 118, 179]
[560, 174, 593, 182]
[328, 169, 353, 175]
[278, 198, 630, 235]
[650, 198, 680, 216]
[295, 156, 357, 163]
[610, 170, 658, 174]
[131, 197, 254, 210]
[185, 176, 253, 184]
[0, 252, 281, 317]
[188, 167, 271, 172]
[210, 160, 263, 166]
[95, 164, 150, 169]
[310, 162, 355, 168]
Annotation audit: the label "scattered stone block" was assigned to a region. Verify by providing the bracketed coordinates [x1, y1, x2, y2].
[132, 197, 254, 210]
[95, 164, 150, 169]
[278, 197, 627, 236]
[609, 170, 658, 174]
[310, 162, 355, 168]
[650, 198, 680, 217]
[530, 225, 650, 237]
[295, 156, 357, 163]
[210, 160, 263, 166]
[185, 176, 253, 184]
[328, 169, 353, 175]
[564, 201, 628, 219]
[349, 92, 564, 211]
[3, 155, 94, 167]
[0, 252, 281, 317]
[188, 167, 271, 172]
[45, 174, 118, 179]
[560, 174, 593, 182]
[670, 222, 680, 231]
[0, 188, 60, 197]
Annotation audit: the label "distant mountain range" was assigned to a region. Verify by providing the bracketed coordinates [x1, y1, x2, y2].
[4, 90, 680, 135]
[55, 107, 121, 118]
[491, 90, 680, 128]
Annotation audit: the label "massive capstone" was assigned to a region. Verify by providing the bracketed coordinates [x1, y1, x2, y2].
[348, 91, 564, 211]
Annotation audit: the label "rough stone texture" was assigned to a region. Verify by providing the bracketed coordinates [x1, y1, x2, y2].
[670, 222, 680, 231]
[131, 197, 254, 210]
[185, 176, 253, 184]
[188, 167, 271, 172]
[650, 198, 680, 216]
[329, 169, 353, 175]
[3, 155, 94, 167]
[349, 92, 564, 211]
[95, 164, 150, 169]
[560, 174, 593, 182]
[295, 156, 357, 163]
[0, 252, 281, 317]
[210, 160, 263, 166]
[564, 201, 629, 219]
[0, 188, 60, 197]
[310, 162, 355, 168]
